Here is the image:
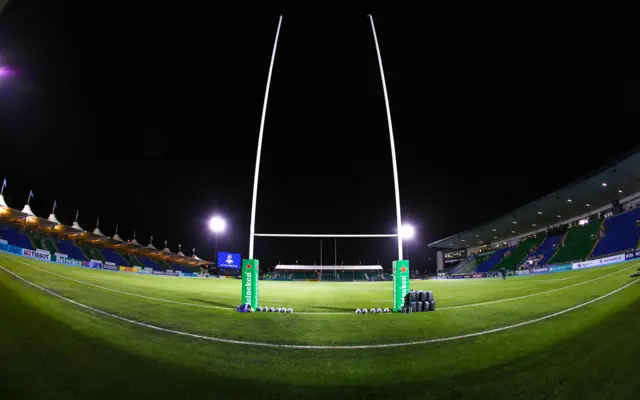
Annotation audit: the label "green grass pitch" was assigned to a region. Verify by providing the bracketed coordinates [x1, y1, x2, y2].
[1, 251, 640, 399]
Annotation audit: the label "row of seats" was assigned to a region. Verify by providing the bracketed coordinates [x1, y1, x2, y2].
[453, 257, 478, 274]
[29, 233, 59, 253]
[0, 225, 196, 271]
[138, 256, 159, 270]
[0, 226, 33, 250]
[591, 209, 640, 257]
[58, 239, 87, 260]
[475, 247, 512, 273]
[548, 219, 601, 264]
[523, 234, 563, 267]
[100, 248, 129, 266]
[492, 236, 546, 271]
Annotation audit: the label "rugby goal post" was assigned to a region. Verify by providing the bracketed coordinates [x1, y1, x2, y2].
[242, 15, 409, 312]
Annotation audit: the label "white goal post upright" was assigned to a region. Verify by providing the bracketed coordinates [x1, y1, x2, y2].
[367, 14, 404, 261]
[248, 15, 283, 260]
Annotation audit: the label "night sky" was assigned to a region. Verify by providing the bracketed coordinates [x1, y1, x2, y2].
[1, 2, 638, 272]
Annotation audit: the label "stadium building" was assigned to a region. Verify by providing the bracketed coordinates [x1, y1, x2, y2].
[429, 150, 640, 276]
[0, 193, 210, 275]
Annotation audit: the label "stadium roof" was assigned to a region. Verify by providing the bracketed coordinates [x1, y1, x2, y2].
[429, 149, 640, 250]
[0, 195, 211, 266]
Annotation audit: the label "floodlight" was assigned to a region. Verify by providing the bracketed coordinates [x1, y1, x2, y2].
[401, 224, 415, 239]
[209, 215, 226, 233]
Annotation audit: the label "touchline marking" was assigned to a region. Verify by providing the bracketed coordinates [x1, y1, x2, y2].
[9, 257, 232, 311]
[7, 255, 640, 315]
[1, 263, 638, 350]
[439, 263, 639, 310]
[7, 257, 278, 308]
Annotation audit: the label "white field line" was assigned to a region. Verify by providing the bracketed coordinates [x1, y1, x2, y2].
[9, 257, 233, 311]
[7, 257, 283, 306]
[1, 263, 638, 349]
[7, 255, 640, 315]
[439, 263, 639, 310]
[530, 277, 578, 283]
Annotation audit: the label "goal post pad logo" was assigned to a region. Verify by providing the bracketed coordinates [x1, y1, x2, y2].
[392, 260, 410, 312]
[242, 259, 260, 310]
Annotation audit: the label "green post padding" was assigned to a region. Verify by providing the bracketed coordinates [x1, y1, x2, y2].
[241, 259, 259, 310]
[392, 260, 410, 312]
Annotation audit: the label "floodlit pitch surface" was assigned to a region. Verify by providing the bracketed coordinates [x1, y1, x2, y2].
[1, 252, 640, 399]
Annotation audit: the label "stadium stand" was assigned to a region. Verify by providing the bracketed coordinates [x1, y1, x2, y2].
[321, 271, 337, 281]
[26, 232, 40, 250]
[492, 236, 545, 270]
[475, 252, 492, 265]
[0, 192, 212, 270]
[120, 252, 136, 266]
[78, 243, 105, 262]
[129, 253, 144, 267]
[168, 263, 194, 273]
[100, 248, 129, 266]
[521, 234, 563, 267]
[590, 209, 640, 257]
[451, 257, 477, 275]
[57, 239, 88, 260]
[28, 232, 59, 253]
[474, 247, 512, 273]
[0, 226, 34, 249]
[294, 271, 313, 280]
[547, 219, 601, 264]
[40, 235, 59, 253]
[138, 255, 160, 270]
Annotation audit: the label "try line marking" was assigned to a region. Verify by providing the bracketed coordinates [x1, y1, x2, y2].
[1, 262, 638, 349]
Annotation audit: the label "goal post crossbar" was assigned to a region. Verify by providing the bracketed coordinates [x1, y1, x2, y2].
[254, 233, 398, 238]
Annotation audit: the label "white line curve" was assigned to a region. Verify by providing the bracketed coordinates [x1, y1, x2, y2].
[6, 255, 640, 315]
[1, 263, 637, 349]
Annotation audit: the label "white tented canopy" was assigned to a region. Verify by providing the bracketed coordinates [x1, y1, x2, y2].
[47, 213, 61, 224]
[21, 204, 35, 216]
[275, 265, 383, 271]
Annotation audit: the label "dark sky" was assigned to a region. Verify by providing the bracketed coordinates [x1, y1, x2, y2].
[1, 2, 638, 272]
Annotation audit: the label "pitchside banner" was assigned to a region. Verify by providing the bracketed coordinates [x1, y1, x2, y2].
[572, 254, 625, 269]
[102, 263, 118, 271]
[392, 260, 410, 312]
[0, 242, 24, 255]
[241, 259, 259, 309]
[22, 248, 51, 262]
[103, 262, 117, 270]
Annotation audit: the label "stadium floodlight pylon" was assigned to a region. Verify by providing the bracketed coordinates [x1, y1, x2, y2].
[245, 15, 409, 308]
